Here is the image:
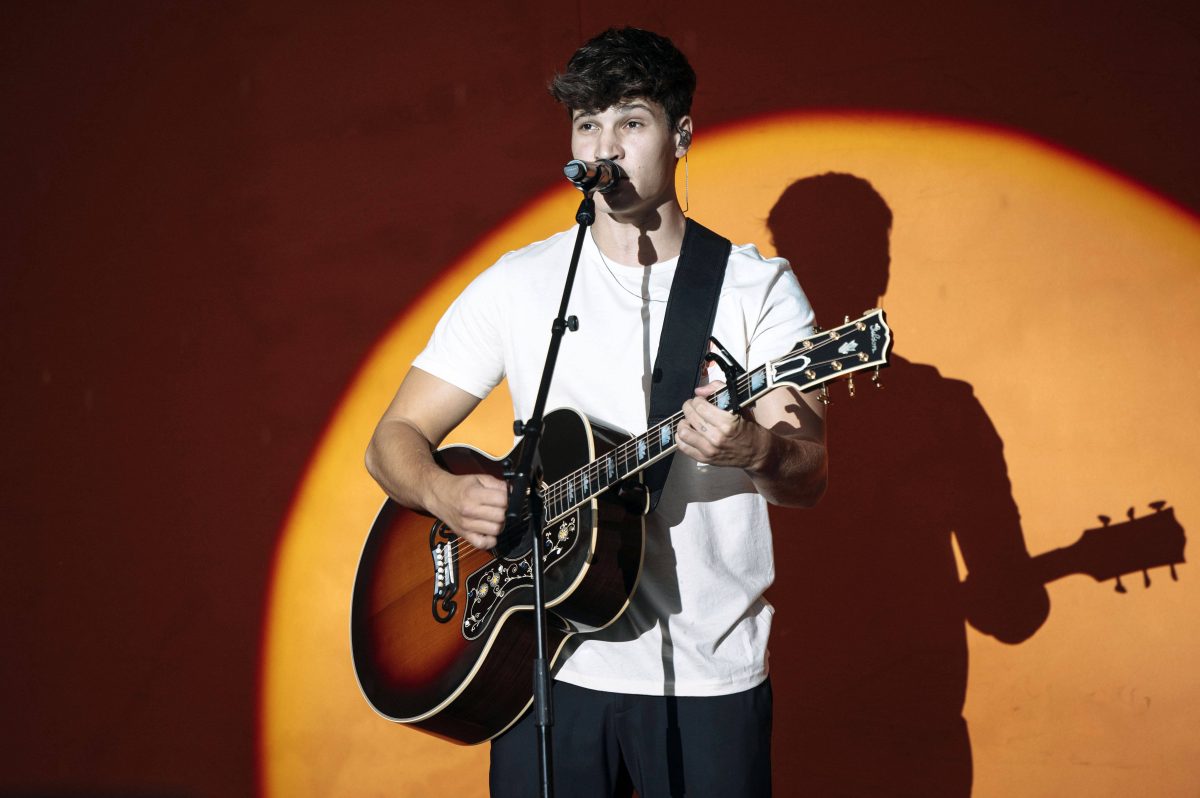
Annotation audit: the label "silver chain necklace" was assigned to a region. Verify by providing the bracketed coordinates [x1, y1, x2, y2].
[593, 240, 670, 303]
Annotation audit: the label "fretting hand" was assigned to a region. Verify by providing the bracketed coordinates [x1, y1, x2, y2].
[676, 381, 769, 471]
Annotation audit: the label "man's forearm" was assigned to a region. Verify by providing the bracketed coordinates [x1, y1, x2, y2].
[744, 424, 828, 508]
[365, 418, 447, 514]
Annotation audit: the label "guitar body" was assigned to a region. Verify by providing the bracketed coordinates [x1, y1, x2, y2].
[350, 407, 645, 744]
[350, 310, 895, 744]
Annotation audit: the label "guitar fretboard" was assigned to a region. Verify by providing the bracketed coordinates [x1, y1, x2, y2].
[540, 363, 772, 523]
[536, 309, 891, 524]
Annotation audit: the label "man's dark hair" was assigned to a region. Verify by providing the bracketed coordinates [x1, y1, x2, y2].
[549, 28, 696, 129]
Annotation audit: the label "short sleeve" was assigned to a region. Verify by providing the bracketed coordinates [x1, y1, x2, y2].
[746, 257, 816, 369]
[411, 262, 509, 399]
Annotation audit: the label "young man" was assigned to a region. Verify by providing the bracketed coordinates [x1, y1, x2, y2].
[366, 27, 826, 797]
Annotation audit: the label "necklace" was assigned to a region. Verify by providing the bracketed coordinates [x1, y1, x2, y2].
[593, 241, 671, 303]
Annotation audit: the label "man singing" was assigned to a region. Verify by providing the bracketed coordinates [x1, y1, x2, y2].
[366, 27, 826, 797]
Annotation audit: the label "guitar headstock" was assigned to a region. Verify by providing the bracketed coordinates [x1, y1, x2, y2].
[1073, 502, 1186, 591]
[770, 308, 894, 395]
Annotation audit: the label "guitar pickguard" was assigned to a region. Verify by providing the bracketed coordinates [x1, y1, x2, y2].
[460, 511, 581, 640]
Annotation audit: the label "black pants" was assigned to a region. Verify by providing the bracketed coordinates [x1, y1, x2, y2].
[489, 679, 773, 797]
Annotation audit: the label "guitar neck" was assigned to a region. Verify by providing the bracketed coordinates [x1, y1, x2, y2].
[540, 309, 892, 524]
[541, 364, 774, 524]
[1030, 547, 1082, 585]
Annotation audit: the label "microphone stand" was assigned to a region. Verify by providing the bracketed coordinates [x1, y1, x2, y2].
[505, 186, 597, 798]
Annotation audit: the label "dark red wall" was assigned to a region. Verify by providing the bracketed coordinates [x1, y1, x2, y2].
[2, 2, 1196, 795]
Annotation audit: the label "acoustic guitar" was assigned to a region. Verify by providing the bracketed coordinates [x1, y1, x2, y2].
[350, 309, 893, 743]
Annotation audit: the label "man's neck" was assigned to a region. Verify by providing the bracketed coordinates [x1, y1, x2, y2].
[590, 201, 687, 267]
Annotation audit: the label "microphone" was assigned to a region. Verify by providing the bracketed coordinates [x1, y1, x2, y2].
[563, 159, 625, 194]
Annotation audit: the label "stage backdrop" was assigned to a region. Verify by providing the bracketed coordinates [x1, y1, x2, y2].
[3, 2, 1197, 797]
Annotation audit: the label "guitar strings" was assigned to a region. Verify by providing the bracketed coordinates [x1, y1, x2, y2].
[444, 343, 862, 568]
[446, 339, 861, 563]
[538, 340, 860, 514]
[446, 348, 854, 568]
[445, 363, 757, 565]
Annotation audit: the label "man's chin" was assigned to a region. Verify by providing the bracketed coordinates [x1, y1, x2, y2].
[595, 184, 643, 213]
[598, 181, 632, 202]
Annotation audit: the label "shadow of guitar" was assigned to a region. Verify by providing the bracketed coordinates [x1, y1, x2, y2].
[964, 500, 1187, 646]
[771, 499, 1187, 798]
[1034, 502, 1185, 589]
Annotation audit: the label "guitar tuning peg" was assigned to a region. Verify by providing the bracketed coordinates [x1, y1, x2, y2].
[847, 373, 856, 397]
[819, 385, 832, 406]
[1149, 500, 1166, 512]
[1143, 569, 1152, 588]
[1114, 575, 1127, 594]
[1170, 564, 1178, 581]
[872, 366, 883, 390]
[844, 315, 851, 324]
[1098, 514, 1111, 526]
[1126, 506, 1136, 521]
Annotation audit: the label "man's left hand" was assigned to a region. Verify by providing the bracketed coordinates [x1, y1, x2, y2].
[676, 381, 766, 470]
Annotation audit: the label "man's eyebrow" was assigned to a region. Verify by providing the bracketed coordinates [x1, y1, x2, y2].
[571, 102, 654, 121]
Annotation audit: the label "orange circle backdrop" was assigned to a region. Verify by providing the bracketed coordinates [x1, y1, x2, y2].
[261, 113, 1200, 796]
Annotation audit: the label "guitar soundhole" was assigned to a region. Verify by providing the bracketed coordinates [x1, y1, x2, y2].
[429, 520, 458, 623]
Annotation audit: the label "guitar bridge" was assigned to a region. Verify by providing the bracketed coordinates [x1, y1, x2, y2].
[429, 520, 459, 623]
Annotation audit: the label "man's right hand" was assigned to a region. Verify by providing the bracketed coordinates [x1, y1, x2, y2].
[367, 368, 511, 549]
[427, 471, 509, 550]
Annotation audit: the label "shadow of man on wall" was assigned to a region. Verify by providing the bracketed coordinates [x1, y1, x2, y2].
[765, 173, 1050, 796]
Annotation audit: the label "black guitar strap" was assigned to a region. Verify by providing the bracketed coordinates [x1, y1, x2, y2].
[643, 218, 732, 512]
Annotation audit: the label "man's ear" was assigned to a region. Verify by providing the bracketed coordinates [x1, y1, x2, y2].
[675, 115, 693, 157]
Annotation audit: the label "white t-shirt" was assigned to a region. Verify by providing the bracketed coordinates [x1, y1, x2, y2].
[412, 225, 815, 697]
